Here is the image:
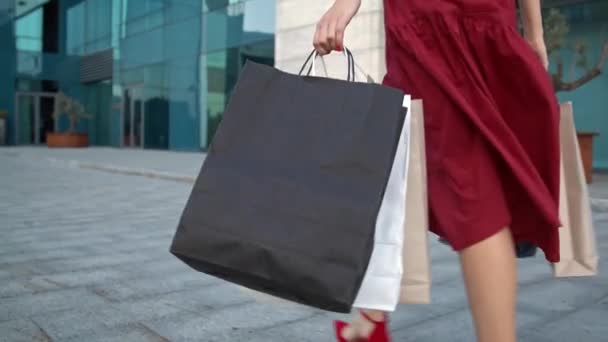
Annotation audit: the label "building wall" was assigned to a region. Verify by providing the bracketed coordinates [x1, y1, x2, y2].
[275, 0, 385, 82]
[0, 3, 17, 145]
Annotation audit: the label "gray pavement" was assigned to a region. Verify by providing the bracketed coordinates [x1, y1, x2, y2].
[0, 147, 606, 342]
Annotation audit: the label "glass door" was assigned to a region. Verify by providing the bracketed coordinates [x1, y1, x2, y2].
[15, 92, 56, 145]
[122, 86, 144, 148]
[16, 94, 36, 145]
[38, 95, 56, 144]
[85, 80, 112, 146]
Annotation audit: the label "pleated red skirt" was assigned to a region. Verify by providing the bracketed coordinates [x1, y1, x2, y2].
[382, 0, 561, 262]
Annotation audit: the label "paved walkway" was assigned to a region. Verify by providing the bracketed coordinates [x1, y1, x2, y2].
[0, 147, 606, 342]
[4, 146, 607, 211]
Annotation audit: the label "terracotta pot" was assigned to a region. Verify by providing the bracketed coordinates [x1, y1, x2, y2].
[576, 131, 599, 184]
[46, 133, 89, 148]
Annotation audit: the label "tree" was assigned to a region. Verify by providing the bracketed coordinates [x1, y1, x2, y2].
[544, 8, 608, 92]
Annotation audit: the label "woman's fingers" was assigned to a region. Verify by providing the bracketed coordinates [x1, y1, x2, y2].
[313, 0, 360, 54]
[335, 12, 353, 51]
[315, 18, 331, 55]
[314, 15, 345, 55]
[326, 18, 338, 52]
[313, 22, 322, 54]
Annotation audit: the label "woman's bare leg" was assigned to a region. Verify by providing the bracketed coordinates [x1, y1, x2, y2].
[459, 227, 518, 342]
[341, 309, 386, 340]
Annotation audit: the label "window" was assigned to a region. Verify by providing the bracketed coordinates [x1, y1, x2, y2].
[85, 0, 113, 53]
[67, 2, 85, 55]
[15, 8, 43, 52]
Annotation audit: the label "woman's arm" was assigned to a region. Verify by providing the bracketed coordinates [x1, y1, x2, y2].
[519, 0, 549, 69]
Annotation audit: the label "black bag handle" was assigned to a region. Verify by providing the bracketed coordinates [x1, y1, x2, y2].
[298, 47, 356, 82]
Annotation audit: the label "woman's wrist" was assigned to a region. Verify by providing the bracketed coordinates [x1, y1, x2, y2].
[525, 34, 545, 48]
[519, 0, 545, 46]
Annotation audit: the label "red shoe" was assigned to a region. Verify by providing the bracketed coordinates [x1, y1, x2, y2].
[333, 311, 390, 342]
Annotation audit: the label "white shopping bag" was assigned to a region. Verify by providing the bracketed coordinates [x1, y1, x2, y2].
[353, 95, 411, 311]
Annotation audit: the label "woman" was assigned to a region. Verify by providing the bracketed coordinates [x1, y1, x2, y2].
[313, 1, 560, 341]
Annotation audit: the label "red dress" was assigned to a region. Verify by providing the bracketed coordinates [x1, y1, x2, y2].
[383, 0, 561, 262]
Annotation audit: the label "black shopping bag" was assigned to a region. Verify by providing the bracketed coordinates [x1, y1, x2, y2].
[170, 51, 406, 313]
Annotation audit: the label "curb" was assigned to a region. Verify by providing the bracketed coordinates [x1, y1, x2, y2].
[78, 162, 196, 183]
[3, 150, 607, 212]
[2, 150, 196, 184]
[78, 162, 608, 213]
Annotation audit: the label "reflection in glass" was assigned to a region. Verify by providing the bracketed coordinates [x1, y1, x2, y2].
[133, 98, 143, 147]
[122, 88, 132, 146]
[39, 95, 55, 144]
[204, 39, 274, 146]
[85, 80, 113, 146]
[204, 0, 275, 53]
[144, 93, 169, 150]
[66, 2, 85, 55]
[16, 95, 35, 144]
[15, 8, 42, 51]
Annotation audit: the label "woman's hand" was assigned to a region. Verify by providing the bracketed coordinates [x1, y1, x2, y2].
[313, 0, 361, 55]
[527, 38, 549, 70]
[519, 0, 549, 70]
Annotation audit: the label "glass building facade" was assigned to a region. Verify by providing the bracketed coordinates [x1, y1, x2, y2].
[0, 0, 275, 150]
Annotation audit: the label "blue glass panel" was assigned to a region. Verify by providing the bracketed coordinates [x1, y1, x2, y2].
[164, 17, 201, 60]
[66, 2, 85, 55]
[120, 27, 164, 69]
[203, 0, 275, 53]
[85, 0, 112, 53]
[15, 7, 42, 52]
[203, 39, 274, 146]
[165, 0, 200, 23]
[168, 88, 199, 150]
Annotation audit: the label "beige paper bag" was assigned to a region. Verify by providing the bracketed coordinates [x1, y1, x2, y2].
[554, 102, 599, 277]
[399, 100, 432, 304]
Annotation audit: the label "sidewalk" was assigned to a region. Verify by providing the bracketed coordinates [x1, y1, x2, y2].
[1, 146, 606, 341]
[2, 146, 607, 211]
[0, 147, 203, 183]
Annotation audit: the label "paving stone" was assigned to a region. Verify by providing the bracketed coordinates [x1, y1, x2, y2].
[113, 298, 187, 321]
[60, 323, 170, 342]
[517, 277, 608, 314]
[89, 270, 219, 302]
[517, 257, 554, 285]
[392, 308, 543, 342]
[30, 304, 131, 341]
[430, 257, 463, 284]
[388, 278, 467, 330]
[143, 303, 317, 341]
[0, 318, 52, 342]
[36, 268, 130, 287]
[158, 284, 254, 312]
[0, 278, 62, 299]
[209, 313, 336, 342]
[522, 304, 608, 342]
[0, 288, 107, 322]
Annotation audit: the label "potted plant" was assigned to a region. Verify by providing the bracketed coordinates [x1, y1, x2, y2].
[47, 92, 92, 148]
[544, 8, 608, 182]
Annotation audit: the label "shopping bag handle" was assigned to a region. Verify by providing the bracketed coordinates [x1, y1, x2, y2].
[298, 48, 356, 82]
